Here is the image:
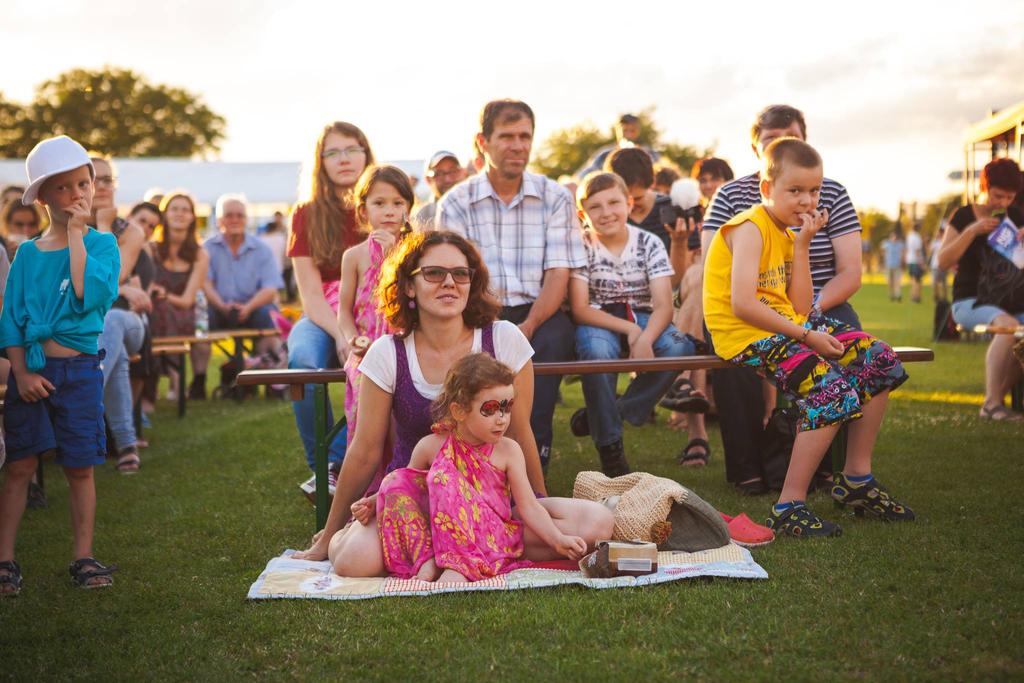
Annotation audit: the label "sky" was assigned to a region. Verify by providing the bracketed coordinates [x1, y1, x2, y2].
[3, 0, 1023, 214]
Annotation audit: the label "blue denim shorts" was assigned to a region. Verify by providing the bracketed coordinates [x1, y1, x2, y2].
[951, 298, 1024, 329]
[3, 353, 106, 468]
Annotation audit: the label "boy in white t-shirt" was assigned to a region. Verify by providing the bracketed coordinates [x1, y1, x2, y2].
[568, 172, 695, 476]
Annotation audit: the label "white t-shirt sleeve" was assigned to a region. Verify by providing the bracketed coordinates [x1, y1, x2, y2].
[492, 320, 534, 373]
[357, 334, 398, 393]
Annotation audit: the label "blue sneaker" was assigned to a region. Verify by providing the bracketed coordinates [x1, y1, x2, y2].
[831, 474, 915, 522]
[765, 504, 842, 539]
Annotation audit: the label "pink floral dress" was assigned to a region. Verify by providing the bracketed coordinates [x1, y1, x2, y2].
[375, 431, 529, 581]
[344, 238, 393, 445]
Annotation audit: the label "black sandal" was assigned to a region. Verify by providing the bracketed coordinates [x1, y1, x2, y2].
[69, 557, 117, 589]
[116, 447, 140, 474]
[659, 379, 711, 414]
[0, 560, 23, 597]
[677, 438, 711, 467]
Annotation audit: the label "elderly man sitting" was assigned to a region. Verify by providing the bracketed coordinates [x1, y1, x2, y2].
[190, 194, 284, 398]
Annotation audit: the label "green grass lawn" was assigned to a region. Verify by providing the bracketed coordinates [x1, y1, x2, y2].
[3, 283, 1022, 681]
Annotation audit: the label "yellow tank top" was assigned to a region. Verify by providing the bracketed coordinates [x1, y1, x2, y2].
[702, 205, 805, 359]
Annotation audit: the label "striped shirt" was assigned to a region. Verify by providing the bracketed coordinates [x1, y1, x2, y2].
[702, 172, 861, 292]
[436, 171, 585, 307]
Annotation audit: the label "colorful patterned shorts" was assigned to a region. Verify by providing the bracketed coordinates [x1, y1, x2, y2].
[732, 315, 908, 431]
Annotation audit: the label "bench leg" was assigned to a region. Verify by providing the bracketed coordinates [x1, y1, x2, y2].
[178, 352, 187, 419]
[1011, 378, 1024, 413]
[312, 384, 348, 533]
[313, 385, 329, 531]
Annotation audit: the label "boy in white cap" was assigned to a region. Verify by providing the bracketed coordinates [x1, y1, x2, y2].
[0, 135, 121, 595]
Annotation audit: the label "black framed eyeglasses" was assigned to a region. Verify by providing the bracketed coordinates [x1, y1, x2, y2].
[410, 266, 474, 284]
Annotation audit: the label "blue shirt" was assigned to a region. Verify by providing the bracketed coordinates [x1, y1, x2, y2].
[883, 239, 905, 269]
[204, 233, 284, 304]
[0, 228, 120, 372]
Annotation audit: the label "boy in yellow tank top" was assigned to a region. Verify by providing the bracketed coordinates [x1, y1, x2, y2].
[703, 138, 913, 538]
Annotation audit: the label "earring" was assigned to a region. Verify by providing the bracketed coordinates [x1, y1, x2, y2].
[408, 299, 416, 309]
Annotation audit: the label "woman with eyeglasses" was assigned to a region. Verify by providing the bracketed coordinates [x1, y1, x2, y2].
[1, 201, 44, 262]
[287, 122, 374, 497]
[292, 230, 613, 575]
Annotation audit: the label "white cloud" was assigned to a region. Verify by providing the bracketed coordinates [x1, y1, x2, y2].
[2, 0, 1022, 212]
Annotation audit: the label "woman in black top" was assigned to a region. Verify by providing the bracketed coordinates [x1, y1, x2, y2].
[938, 158, 1024, 421]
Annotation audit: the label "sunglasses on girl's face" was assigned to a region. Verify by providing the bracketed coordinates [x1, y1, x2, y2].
[479, 398, 514, 417]
[410, 266, 474, 284]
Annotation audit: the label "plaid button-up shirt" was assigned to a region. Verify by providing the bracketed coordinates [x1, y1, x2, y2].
[436, 171, 585, 307]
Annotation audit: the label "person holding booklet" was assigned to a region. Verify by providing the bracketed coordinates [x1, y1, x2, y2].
[937, 158, 1024, 421]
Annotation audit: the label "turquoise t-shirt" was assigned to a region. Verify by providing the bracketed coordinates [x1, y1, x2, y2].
[0, 228, 120, 371]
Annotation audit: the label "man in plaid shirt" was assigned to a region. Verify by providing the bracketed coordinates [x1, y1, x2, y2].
[437, 99, 584, 472]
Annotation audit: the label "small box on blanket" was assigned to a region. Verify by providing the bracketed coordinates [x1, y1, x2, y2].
[578, 540, 658, 578]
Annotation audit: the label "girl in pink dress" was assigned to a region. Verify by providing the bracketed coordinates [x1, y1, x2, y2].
[352, 353, 587, 582]
[337, 166, 413, 445]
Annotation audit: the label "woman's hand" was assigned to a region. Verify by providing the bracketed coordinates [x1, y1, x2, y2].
[967, 216, 1000, 237]
[149, 283, 167, 300]
[121, 285, 152, 313]
[555, 534, 588, 561]
[94, 207, 118, 231]
[804, 329, 844, 359]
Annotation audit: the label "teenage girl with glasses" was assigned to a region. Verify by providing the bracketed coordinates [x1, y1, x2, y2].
[287, 122, 374, 494]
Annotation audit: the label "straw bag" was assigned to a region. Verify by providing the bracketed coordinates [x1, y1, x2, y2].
[573, 471, 730, 552]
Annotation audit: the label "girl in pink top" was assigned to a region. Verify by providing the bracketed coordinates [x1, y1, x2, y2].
[337, 166, 412, 445]
[352, 353, 587, 582]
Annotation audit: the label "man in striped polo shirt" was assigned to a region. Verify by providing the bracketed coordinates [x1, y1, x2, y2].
[701, 104, 863, 495]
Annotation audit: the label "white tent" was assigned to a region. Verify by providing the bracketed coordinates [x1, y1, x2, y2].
[0, 157, 429, 225]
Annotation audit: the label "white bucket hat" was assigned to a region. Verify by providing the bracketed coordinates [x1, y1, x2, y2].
[22, 135, 94, 206]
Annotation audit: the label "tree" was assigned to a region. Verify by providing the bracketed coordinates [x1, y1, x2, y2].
[531, 107, 703, 180]
[0, 67, 227, 158]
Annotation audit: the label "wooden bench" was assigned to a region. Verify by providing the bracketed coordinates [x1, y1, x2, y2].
[237, 346, 935, 531]
[151, 329, 282, 416]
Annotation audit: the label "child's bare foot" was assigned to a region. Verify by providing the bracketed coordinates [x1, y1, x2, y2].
[416, 558, 441, 582]
[437, 569, 468, 583]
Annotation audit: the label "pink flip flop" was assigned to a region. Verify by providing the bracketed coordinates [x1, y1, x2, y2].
[720, 512, 775, 548]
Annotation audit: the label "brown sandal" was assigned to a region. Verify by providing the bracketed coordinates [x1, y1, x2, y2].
[116, 448, 140, 474]
[979, 404, 1024, 421]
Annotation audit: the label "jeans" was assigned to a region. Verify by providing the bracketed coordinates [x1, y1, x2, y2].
[576, 313, 694, 447]
[500, 305, 575, 462]
[98, 309, 145, 451]
[287, 316, 347, 470]
[210, 302, 277, 330]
